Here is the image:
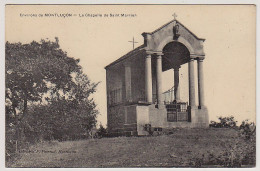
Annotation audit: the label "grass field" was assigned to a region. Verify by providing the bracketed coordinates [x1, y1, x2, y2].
[7, 128, 255, 168]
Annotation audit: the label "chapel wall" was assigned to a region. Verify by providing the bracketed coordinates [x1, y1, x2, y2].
[130, 53, 146, 102]
[106, 65, 125, 134]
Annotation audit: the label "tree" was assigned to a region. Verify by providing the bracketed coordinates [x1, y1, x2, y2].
[5, 38, 99, 150]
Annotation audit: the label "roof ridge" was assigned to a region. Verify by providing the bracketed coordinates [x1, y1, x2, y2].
[105, 44, 145, 69]
[124, 44, 145, 57]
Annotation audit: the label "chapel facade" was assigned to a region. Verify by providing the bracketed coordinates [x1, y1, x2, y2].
[105, 18, 209, 136]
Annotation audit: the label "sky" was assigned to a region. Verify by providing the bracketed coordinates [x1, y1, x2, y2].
[5, 5, 256, 126]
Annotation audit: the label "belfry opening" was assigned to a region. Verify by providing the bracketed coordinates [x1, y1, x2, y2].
[105, 18, 209, 136]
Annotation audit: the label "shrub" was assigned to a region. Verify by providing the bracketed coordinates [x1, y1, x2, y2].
[197, 118, 256, 167]
[209, 116, 237, 128]
[96, 124, 108, 138]
[239, 120, 256, 140]
[143, 124, 153, 135]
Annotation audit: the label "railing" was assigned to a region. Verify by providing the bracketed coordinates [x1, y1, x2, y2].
[163, 86, 174, 104]
[166, 102, 188, 122]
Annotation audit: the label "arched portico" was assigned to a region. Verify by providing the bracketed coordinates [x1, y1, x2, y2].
[156, 36, 195, 54]
[143, 19, 208, 127]
[144, 41, 205, 110]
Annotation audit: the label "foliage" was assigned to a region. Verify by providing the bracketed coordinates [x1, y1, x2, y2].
[96, 124, 108, 138]
[239, 119, 256, 140]
[191, 118, 256, 167]
[5, 38, 99, 158]
[209, 116, 237, 128]
[143, 124, 153, 135]
[25, 99, 98, 142]
[6, 38, 80, 124]
[190, 128, 256, 167]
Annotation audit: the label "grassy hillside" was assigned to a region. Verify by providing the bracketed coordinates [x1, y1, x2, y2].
[7, 128, 255, 168]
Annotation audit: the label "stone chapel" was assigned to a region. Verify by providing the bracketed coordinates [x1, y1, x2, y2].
[105, 18, 209, 136]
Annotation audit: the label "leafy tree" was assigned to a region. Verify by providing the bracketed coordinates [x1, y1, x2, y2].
[5, 38, 99, 151]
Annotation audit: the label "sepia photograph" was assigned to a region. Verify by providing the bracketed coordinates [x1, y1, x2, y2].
[3, 3, 257, 168]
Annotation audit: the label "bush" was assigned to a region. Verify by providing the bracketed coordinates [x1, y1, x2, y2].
[239, 119, 256, 140]
[143, 124, 153, 135]
[190, 130, 256, 167]
[204, 118, 256, 167]
[209, 116, 237, 128]
[96, 124, 108, 138]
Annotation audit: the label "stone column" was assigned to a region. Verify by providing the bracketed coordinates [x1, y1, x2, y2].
[145, 53, 152, 103]
[124, 63, 132, 102]
[188, 58, 196, 108]
[174, 67, 180, 102]
[197, 58, 205, 108]
[156, 53, 163, 105]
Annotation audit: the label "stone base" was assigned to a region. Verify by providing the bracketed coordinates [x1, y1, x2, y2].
[148, 104, 167, 128]
[190, 106, 209, 128]
[116, 104, 209, 136]
[136, 105, 150, 136]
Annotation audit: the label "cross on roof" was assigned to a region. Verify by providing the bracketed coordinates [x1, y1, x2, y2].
[128, 37, 138, 50]
[173, 13, 177, 20]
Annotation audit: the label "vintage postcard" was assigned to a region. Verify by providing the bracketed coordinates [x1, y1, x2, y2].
[3, 4, 256, 168]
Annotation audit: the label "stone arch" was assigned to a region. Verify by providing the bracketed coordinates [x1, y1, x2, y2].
[156, 36, 195, 54]
[162, 41, 190, 71]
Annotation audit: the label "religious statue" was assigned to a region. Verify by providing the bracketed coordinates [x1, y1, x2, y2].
[173, 21, 180, 40]
[172, 13, 180, 40]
